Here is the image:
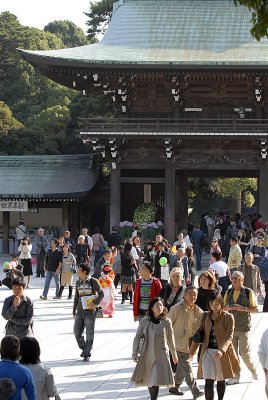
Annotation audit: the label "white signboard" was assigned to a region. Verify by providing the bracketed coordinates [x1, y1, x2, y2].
[144, 184, 152, 203]
[0, 200, 28, 212]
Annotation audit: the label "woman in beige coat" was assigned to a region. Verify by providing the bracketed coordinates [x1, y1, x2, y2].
[190, 291, 240, 400]
[131, 297, 178, 400]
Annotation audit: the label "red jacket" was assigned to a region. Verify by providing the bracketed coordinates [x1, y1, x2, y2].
[133, 277, 162, 317]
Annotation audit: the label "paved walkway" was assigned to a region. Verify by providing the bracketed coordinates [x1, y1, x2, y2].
[0, 255, 267, 400]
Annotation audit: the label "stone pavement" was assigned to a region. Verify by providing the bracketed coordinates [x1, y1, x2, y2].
[0, 255, 267, 400]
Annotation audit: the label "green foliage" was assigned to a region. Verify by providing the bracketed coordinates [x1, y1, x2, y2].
[85, 0, 115, 40]
[0, 11, 103, 155]
[0, 12, 64, 67]
[28, 105, 70, 134]
[234, 0, 268, 40]
[66, 94, 114, 136]
[133, 203, 157, 227]
[0, 128, 61, 155]
[118, 225, 133, 241]
[213, 178, 257, 199]
[142, 226, 163, 242]
[44, 20, 89, 47]
[244, 190, 255, 207]
[0, 101, 23, 133]
[188, 178, 217, 201]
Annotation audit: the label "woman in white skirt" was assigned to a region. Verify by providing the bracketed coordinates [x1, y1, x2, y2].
[131, 297, 178, 400]
[190, 292, 240, 400]
[18, 236, 33, 288]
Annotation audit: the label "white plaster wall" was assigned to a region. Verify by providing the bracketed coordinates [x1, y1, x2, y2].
[0, 208, 62, 229]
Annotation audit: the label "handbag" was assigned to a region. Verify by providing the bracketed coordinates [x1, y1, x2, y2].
[192, 312, 207, 344]
[95, 307, 103, 318]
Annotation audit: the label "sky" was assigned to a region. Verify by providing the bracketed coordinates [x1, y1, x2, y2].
[0, 0, 91, 32]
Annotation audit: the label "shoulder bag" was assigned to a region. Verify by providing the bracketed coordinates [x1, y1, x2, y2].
[192, 312, 207, 344]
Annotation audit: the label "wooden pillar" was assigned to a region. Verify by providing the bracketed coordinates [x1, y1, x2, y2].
[3, 211, 10, 254]
[176, 173, 188, 233]
[62, 203, 69, 230]
[259, 163, 268, 223]
[110, 167, 121, 231]
[69, 202, 79, 238]
[165, 162, 176, 243]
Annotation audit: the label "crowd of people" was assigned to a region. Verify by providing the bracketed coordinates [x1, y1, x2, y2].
[0, 212, 268, 399]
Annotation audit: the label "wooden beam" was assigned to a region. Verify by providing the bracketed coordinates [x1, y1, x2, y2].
[120, 177, 165, 183]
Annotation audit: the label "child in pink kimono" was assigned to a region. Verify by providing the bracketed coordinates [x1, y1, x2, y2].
[99, 265, 116, 317]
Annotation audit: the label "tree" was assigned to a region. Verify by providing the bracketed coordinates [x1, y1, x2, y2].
[0, 101, 23, 133]
[85, 0, 115, 40]
[213, 177, 257, 213]
[0, 128, 61, 155]
[0, 12, 63, 66]
[234, 0, 268, 40]
[44, 20, 89, 47]
[28, 105, 70, 134]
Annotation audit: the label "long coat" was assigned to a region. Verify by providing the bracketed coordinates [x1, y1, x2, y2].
[190, 310, 240, 379]
[131, 316, 176, 386]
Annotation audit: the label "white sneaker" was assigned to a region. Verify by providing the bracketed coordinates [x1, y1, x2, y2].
[226, 378, 239, 385]
[252, 370, 258, 380]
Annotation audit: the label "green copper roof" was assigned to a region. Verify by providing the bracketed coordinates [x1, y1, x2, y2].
[19, 0, 268, 66]
[0, 155, 99, 199]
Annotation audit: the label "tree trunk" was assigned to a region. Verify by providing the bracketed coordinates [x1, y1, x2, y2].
[231, 191, 241, 215]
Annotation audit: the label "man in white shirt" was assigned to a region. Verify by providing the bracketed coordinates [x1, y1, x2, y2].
[81, 228, 93, 251]
[210, 251, 230, 295]
[173, 233, 186, 250]
[16, 220, 26, 241]
[131, 245, 139, 263]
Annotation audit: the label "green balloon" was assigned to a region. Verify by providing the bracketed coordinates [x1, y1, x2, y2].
[159, 257, 168, 267]
[3, 262, 10, 268]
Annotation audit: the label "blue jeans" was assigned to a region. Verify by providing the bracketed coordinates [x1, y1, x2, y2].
[74, 311, 96, 357]
[94, 250, 103, 267]
[194, 244, 202, 271]
[42, 271, 60, 297]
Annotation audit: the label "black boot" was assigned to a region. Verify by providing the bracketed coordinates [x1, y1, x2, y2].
[129, 290, 133, 304]
[68, 286, 73, 300]
[58, 285, 64, 299]
[121, 292, 126, 304]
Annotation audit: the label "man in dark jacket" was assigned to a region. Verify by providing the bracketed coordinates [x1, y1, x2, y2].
[192, 224, 204, 271]
[107, 226, 121, 248]
[40, 238, 62, 300]
[2, 280, 33, 339]
[154, 241, 170, 286]
[93, 249, 112, 279]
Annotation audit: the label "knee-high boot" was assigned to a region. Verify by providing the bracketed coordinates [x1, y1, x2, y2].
[68, 286, 73, 300]
[129, 290, 133, 304]
[58, 285, 64, 299]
